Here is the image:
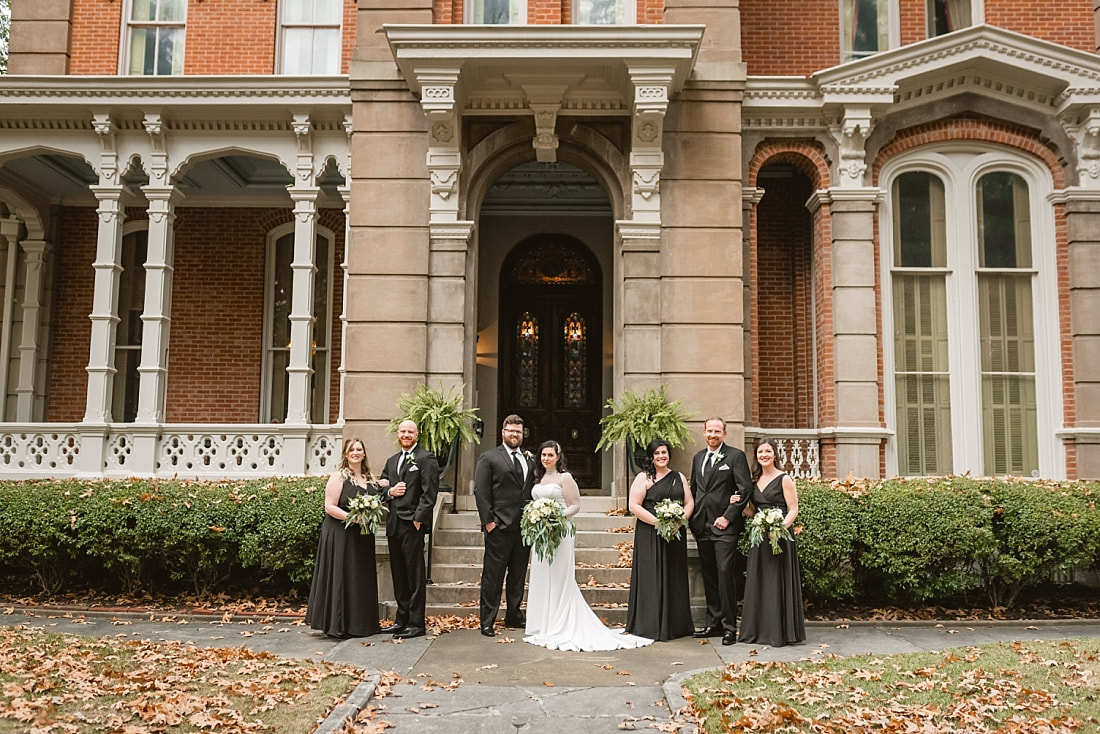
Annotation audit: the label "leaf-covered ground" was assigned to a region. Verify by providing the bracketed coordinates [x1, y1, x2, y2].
[682, 638, 1100, 733]
[0, 626, 365, 733]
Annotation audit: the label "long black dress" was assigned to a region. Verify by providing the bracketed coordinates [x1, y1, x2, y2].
[305, 477, 381, 638]
[738, 473, 805, 646]
[625, 471, 695, 641]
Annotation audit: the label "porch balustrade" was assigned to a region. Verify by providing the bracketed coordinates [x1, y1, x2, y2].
[744, 429, 821, 479]
[0, 423, 343, 478]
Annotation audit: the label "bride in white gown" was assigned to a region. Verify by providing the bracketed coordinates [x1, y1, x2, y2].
[524, 440, 653, 652]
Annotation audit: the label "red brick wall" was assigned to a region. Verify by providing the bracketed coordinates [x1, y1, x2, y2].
[740, 0, 1097, 77]
[69, 0, 357, 75]
[46, 207, 345, 425]
[754, 169, 815, 429]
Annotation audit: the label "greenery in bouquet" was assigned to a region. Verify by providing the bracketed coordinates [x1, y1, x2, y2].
[344, 490, 386, 535]
[748, 506, 794, 554]
[653, 498, 686, 542]
[520, 497, 576, 564]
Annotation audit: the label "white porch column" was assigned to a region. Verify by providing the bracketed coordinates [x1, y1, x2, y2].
[0, 217, 20, 420]
[83, 185, 124, 424]
[14, 239, 50, 421]
[285, 186, 319, 427]
[337, 184, 350, 424]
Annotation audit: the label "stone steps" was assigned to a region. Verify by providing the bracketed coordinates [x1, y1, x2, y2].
[411, 497, 636, 625]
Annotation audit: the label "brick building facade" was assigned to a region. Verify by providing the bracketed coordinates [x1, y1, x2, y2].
[2, 0, 1100, 488]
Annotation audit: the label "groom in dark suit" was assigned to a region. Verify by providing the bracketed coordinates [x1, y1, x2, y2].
[689, 417, 752, 646]
[473, 413, 535, 637]
[379, 419, 439, 639]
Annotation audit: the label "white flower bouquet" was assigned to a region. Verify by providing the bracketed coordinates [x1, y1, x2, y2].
[344, 490, 386, 535]
[520, 497, 576, 564]
[653, 498, 686, 542]
[747, 507, 794, 554]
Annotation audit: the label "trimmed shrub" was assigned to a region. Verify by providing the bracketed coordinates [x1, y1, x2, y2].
[856, 479, 997, 603]
[794, 482, 861, 603]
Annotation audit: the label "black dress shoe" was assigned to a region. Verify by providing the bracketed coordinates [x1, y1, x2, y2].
[504, 616, 526, 628]
[393, 627, 426, 639]
[480, 626, 496, 637]
[693, 626, 721, 638]
[380, 624, 406, 634]
[722, 632, 737, 646]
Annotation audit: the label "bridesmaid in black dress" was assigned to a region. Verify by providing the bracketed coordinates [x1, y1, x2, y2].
[305, 438, 382, 638]
[625, 438, 696, 641]
[738, 437, 805, 646]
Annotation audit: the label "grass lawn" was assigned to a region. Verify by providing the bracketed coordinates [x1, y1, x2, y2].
[0, 625, 363, 733]
[683, 638, 1100, 733]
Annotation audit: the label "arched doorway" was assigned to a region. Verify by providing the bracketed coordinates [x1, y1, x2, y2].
[497, 235, 603, 487]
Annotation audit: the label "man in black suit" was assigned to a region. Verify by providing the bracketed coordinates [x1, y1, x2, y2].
[473, 413, 535, 637]
[688, 417, 752, 646]
[379, 419, 439, 639]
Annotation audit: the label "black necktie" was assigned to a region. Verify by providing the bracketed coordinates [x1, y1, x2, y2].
[705, 452, 715, 477]
[400, 451, 410, 472]
[512, 451, 523, 478]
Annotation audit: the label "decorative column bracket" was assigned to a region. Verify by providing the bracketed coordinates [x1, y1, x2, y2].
[292, 112, 315, 188]
[92, 112, 119, 186]
[627, 67, 673, 222]
[416, 68, 463, 222]
[828, 106, 874, 188]
[530, 103, 561, 163]
[1061, 107, 1100, 188]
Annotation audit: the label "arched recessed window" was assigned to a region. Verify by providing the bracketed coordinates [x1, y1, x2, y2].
[112, 228, 148, 422]
[261, 226, 333, 423]
[891, 171, 952, 475]
[884, 154, 1056, 478]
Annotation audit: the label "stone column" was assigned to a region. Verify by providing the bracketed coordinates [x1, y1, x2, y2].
[337, 184, 351, 425]
[0, 217, 21, 420]
[347, 0, 433, 456]
[1058, 107, 1100, 477]
[742, 187, 764, 426]
[814, 187, 884, 477]
[14, 239, 50, 421]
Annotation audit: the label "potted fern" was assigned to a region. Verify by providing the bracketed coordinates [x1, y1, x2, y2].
[389, 382, 480, 474]
[595, 385, 696, 475]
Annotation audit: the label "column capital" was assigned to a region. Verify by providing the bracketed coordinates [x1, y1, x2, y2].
[828, 105, 874, 188]
[1061, 107, 1100, 189]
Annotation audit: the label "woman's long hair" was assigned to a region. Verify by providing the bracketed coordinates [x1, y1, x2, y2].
[750, 437, 778, 483]
[644, 437, 671, 480]
[338, 438, 374, 481]
[533, 439, 567, 481]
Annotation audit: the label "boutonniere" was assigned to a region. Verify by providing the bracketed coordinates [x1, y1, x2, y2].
[522, 449, 535, 462]
[405, 455, 418, 470]
[716, 452, 726, 462]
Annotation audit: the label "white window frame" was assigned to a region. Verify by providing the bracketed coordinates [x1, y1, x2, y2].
[839, 0, 900, 63]
[465, 0, 529, 24]
[880, 145, 1064, 478]
[277, 0, 343, 75]
[571, 0, 637, 25]
[260, 223, 335, 424]
[120, 0, 187, 76]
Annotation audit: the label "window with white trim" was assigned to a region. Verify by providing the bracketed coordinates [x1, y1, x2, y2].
[279, 0, 341, 75]
[841, 0, 890, 62]
[927, 0, 976, 37]
[126, 0, 186, 76]
[884, 148, 1061, 478]
[573, 0, 636, 24]
[467, 0, 527, 24]
[112, 228, 147, 422]
[261, 226, 334, 423]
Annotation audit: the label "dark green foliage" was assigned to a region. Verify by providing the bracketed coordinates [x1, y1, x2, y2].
[856, 479, 997, 603]
[793, 483, 861, 602]
[0, 478, 325, 597]
[974, 479, 1100, 607]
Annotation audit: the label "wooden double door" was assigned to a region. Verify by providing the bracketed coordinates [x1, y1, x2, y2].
[497, 235, 603, 488]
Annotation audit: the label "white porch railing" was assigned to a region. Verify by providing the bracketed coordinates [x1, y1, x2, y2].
[744, 428, 821, 479]
[0, 423, 343, 478]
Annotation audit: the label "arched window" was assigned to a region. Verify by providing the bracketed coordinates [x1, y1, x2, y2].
[884, 151, 1059, 478]
[261, 225, 334, 423]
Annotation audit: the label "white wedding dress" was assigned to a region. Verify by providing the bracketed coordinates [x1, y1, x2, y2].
[524, 482, 653, 651]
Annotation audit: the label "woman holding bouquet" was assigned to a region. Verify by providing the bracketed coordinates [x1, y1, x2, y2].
[737, 437, 805, 646]
[524, 441, 653, 651]
[625, 438, 695, 641]
[305, 438, 382, 639]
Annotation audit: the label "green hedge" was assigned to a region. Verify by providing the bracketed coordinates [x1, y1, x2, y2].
[1, 476, 1098, 608]
[0, 478, 326, 596]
